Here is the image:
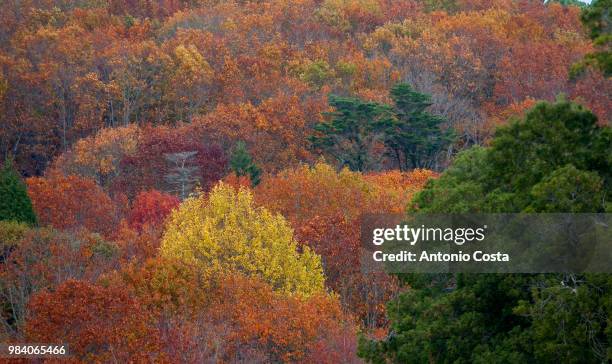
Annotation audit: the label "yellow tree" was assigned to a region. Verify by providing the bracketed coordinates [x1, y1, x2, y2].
[160, 183, 324, 297]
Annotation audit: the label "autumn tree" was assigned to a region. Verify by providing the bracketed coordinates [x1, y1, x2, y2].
[255, 162, 434, 326]
[127, 190, 180, 232]
[0, 158, 36, 225]
[0, 227, 119, 338]
[50, 125, 139, 189]
[2, 0, 607, 176]
[160, 183, 325, 296]
[202, 273, 360, 363]
[295, 213, 399, 329]
[256, 161, 435, 223]
[26, 173, 118, 237]
[118, 125, 227, 198]
[114, 258, 359, 362]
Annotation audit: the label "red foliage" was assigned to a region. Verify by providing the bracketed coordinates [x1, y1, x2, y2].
[118, 125, 227, 197]
[127, 189, 180, 232]
[0, 228, 120, 338]
[26, 173, 118, 238]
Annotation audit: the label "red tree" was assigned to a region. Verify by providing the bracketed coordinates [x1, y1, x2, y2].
[26, 173, 118, 238]
[127, 189, 180, 232]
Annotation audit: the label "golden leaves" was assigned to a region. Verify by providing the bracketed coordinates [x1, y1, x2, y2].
[160, 183, 325, 297]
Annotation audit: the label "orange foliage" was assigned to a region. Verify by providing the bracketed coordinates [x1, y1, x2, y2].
[26, 280, 162, 363]
[222, 172, 252, 190]
[113, 222, 164, 263]
[255, 163, 435, 327]
[295, 213, 399, 328]
[0, 228, 120, 338]
[2, 0, 608, 177]
[0, 0, 608, 359]
[256, 162, 436, 222]
[112, 259, 359, 362]
[26, 173, 118, 238]
[364, 169, 439, 213]
[204, 273, 359, 363]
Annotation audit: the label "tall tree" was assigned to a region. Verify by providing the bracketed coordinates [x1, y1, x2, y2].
[384, 83, 455, 170]
[0, 158, 36, 225]
[310, 95, 392, 171]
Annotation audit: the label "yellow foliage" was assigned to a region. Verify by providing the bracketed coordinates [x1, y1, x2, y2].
[65, 125, 139, 183]
[173, 44, 213, 83]
[160, 183, 325, 297]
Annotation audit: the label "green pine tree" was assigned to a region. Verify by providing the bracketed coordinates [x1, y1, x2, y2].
[0, 158, 37, 225]
[310, 95, 392, 171]
[230, 141, 262, 186]
[383, 83, 455, 170]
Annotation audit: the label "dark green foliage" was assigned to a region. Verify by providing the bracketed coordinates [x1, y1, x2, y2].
[311, 84, 454, 171]
[310, 95, 392, 171]
[527, 165, 605, 212]
[383, 83, 455, 170]
[230, 141, 262, 186]
[412, 99, 611, 213]
[0, 158, 36, 225]
[571, 0, 611, 77]
[359, 99, 612, 363]
[513, 273, 612, 363]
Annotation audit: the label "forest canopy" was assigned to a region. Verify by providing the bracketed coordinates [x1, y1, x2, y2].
[0, 0, 610, 362]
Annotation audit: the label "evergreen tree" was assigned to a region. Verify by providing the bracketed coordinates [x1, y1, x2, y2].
[571, 0, 611, 77]
[359, 99, 612, 363]
[0, 158, 37, 225]
[384, 83, 455, 170]
[230, 141, 261, 186]
[310, 95, 392, 172]
[311, 85, 454, 171]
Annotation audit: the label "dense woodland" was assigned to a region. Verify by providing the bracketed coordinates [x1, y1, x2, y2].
[0, 0, 610, 362]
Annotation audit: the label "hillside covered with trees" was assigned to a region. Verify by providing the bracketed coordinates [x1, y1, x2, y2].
[0, 0, 610, 362]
